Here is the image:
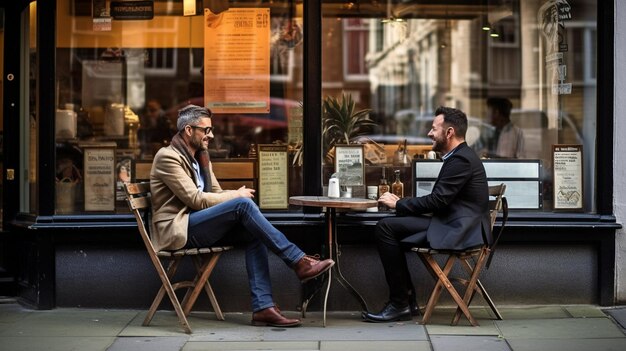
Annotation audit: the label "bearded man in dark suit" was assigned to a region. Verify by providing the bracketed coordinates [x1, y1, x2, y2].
[363, 106, 491, 323]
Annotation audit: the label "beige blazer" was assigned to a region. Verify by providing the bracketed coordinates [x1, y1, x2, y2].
[149, 146, 239, 251]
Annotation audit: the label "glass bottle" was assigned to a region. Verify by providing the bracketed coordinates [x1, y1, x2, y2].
[378, 167, 390, 211]
[248, 143, 257, 158]
[392, 169, 404, 198]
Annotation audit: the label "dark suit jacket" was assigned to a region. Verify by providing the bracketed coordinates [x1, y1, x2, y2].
[397, 142, 491, 250]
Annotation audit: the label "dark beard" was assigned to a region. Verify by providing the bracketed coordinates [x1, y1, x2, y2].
[432, 138, 446, 153]
[190, 136, 207, 151]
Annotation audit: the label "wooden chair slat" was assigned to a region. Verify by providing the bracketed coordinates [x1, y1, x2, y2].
[128, 196, 151, 211]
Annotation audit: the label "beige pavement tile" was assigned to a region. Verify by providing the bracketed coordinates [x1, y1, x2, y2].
[564, 305, 608, 318]
[0, 309, 138, 337]
[430, 335, 511, 351]
[184, 341, 319, 350]
[507, 338, 626, 351]
[421, 306, 496, 323]
[263, 312, 426, 341]
[422, 307, 501, 336]
[497, 305, 569, 319]
[121, 311, 259, 337]
[0, 304, 34, 324]
[108, 336, 189, 351]
[0, 336, 115, 351]
[425, 321, 500, 336]
[320, 340, 430, 351]
[496, 318, 626, 339]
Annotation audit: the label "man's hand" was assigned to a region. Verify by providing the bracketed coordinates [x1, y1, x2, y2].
[378, 191, 399, 209]
[237, 185, 255, 199]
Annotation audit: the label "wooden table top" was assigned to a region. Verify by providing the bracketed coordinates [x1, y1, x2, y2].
[289, 196, 378, 209]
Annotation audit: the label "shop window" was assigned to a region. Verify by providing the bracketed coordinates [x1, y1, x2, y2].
[54, 0, 303, 215]
[322, 0, 598, 213]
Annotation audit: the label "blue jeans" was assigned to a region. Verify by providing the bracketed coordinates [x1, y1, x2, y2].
[186, 197, 305, 312]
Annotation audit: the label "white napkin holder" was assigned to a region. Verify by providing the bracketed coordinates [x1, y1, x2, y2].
[327, 174, 340, 198]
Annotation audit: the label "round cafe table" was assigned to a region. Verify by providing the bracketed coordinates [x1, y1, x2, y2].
[289, 196, 378, 326]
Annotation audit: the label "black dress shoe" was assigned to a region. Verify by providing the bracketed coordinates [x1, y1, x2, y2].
[362, 302, 412, 323]
[409, 298, 421, 316]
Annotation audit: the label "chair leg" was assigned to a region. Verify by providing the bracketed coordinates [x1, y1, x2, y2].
[419, 253, 448, 324]
[452, 257, 479, 325]
[185, 254, 225, 320]
[182, 253, 222, 317]
[144, 257, 192, 334]
[144, 258, 182, 326]
[456, 256, 503, 322]
[421, 255, 459, 324]
[476, 279, 502, 320]
[422, 254, 479, 326]
[452, 253, 488, 326]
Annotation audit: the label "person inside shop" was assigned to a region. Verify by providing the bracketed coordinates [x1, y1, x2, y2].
[362, 106, 491, 323]
[481, 97, 525, 158]
[138, 99, 176, 158]
[150, 104, 334, 327]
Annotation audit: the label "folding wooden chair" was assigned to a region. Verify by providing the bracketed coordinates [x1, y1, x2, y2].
[125, 182, 233, 334]
[411, 183, 508, 326]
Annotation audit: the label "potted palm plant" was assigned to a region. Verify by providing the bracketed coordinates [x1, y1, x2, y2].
[323, 93, 376, 163]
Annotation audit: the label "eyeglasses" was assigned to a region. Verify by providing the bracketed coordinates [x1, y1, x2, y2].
[189, 125, 214, 135]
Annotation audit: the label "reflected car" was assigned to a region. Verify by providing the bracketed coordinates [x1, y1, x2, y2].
[378, 109, 582, 160]
[361, 110, 495, 148]
[165, 97, 299, 158]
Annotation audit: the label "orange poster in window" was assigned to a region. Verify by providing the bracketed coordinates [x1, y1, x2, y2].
[204, 8, 270, 114]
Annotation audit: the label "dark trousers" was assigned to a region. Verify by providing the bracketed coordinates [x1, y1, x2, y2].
[374, 215, 431, 306]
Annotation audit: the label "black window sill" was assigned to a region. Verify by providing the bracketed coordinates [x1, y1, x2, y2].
[10, 210, 621, 230]
[342, 211, 622, 229]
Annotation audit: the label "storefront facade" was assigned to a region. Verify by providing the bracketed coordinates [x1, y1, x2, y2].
[0, 0, 624, 309]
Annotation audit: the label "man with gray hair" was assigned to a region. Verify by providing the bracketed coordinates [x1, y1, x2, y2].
[150, 104, 334, 327]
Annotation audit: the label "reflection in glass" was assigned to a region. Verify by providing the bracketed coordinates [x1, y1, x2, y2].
[55, 0, 304, 214]
[322, 0, 596, 212]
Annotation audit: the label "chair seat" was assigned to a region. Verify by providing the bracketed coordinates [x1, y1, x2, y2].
[157, 246, 234, 257]
[411, 246, 483, 256]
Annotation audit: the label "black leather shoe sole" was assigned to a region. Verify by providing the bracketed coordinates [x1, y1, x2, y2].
[410, 300, 421, 316]
[361, 311, 412, 323]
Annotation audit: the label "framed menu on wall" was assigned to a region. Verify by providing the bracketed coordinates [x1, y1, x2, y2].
[334, 145, 364, 186]
[257, 144, 288, 209]
[553, 144, 583, 211]
[81, 142, 116, 211]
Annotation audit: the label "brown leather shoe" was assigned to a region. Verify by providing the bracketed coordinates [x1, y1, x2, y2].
[294, 255, 335, 282]
[251, 306, 301, 327]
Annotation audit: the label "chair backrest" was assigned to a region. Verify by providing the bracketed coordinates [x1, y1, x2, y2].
[486, 183, 507, 268]
[488, 183, 506, 230]
[124, 182, 158, 253]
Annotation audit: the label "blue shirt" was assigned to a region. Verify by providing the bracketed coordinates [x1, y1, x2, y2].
[191, 159, 204, 191]
[442, 143, 464, 161]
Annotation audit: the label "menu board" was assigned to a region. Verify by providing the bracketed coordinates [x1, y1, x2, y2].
[204, 8, 270, 114]
[258, 144, 288, 209]
[553, 144, 583, 210]
[82, 144, 116, 211]
[334, 145, 365, 186]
